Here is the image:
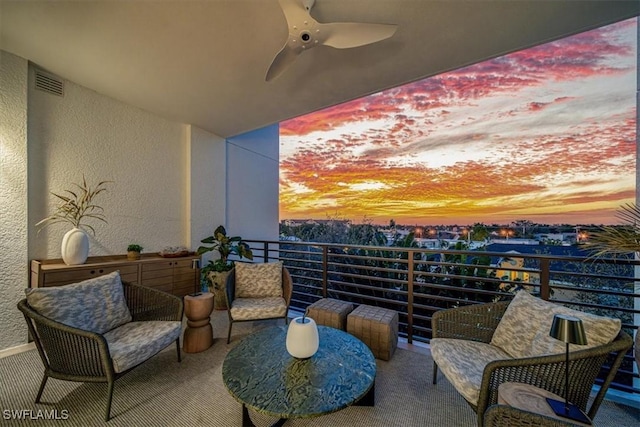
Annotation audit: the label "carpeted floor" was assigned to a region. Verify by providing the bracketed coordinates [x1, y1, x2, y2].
[0, 312, 638, 426]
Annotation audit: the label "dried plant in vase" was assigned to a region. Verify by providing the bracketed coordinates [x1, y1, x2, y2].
[36, 175, 112, 265]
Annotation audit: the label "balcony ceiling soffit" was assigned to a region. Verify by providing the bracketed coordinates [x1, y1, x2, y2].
[1, 0, 638, 138]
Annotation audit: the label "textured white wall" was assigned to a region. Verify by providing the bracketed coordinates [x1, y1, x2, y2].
[0, 55, 278, 352]
[227, 125, 280, 243]
[189, 125, 227, 265]
[27, 67, 189, 258]
[0, 51, 29, 350]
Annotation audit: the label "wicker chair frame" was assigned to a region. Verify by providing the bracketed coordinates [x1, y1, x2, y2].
[17, 281, 184, 421]
[431, 301, 633, 427]
[224, 266, 292, 344]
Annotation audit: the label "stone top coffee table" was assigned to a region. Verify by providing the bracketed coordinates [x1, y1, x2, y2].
[222, 325, 376, 426]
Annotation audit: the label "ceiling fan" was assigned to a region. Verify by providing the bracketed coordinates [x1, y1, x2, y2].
[265, 0, 398, 81]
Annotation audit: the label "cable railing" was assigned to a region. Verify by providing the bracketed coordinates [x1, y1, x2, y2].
[245, 239, 639, 397]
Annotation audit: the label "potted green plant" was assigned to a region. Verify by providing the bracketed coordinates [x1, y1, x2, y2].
[36, 176, 111, 266]
[197, 225, 253, 309]
[127, 244, 144, 260]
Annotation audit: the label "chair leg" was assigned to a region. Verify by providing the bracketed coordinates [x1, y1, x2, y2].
[227, 322, 233, 344]
[104, 380, 115, 422]
[175, 339, 181, 362]
[432, 361, 438, 384]
[35, 375, 49, 402]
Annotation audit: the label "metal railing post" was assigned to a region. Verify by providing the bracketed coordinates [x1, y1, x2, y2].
[540, 258, 550, 300]
[322, 246, 328, 298]
[407, 250, 414, 344]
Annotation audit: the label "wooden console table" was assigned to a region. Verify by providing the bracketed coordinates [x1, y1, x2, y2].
[30, 253, 201, 298]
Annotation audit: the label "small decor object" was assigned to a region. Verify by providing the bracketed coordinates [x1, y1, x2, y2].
[546, 314, 591, 424]
[127, 244, 143, 260]
[159, 246, 190, 258]
[286, 315, 319, 359]
[36, 175, 111, 266]
[197, 225, 253, 309]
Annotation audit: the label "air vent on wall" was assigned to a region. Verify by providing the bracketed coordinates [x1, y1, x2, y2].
[34, 69, 64, 97]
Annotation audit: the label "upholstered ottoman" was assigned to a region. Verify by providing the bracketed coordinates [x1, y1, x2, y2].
[347, 305, 398, 361]
[305, 298, 354, 330]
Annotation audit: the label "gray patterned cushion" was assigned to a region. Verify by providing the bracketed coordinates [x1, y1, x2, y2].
[103, 321, 181, 373]
[491, 290, 621, 358]
[235, 262, 283, 298]
[230, 297, 287, 321]
[25, 271, 132, 334]
[431, 338, 512, 405]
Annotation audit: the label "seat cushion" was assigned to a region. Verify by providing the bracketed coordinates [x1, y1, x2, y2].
[25, 271, 132, 334]
[235, 262, 283, 298]
[103, 321, 182, 373]
[490, 290, 621, 358]
[230, 297, 287, 321]
[431, 338, 512, 406]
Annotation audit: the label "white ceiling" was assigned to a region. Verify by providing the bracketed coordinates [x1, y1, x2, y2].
[1, 0, 638, 138]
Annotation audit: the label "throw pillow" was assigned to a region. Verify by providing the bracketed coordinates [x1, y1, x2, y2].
[25, 270, 132, 334]
[235, 262, 283, 298]
[491, 290, 621, 358]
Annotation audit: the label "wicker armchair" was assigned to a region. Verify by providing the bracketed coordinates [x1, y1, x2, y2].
[225, 264, 292, 343]
[18, 281, 183, 421]
[484, 404, 584, 427]
[431, 300, 633, 427]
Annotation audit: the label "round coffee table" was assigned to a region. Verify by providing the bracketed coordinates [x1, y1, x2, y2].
[222, 325, 376, 426]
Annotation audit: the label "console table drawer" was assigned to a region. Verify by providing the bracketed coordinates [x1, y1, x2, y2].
[41, 264, 137, 286]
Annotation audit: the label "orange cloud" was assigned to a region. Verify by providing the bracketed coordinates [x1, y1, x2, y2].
[280, 19, 637, 226]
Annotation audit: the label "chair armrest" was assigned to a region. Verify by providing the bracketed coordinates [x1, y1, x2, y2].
[225, 269, 236, 307]
[477, 331, 633, 423]
[282, 267, 293, 308]
[432, 301, 510, 343]
[17, 299, 112, 379]
[122, 282, 183, 322]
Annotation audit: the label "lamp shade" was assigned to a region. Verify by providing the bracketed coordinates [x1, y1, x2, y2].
[286, 316, 319, 359]
[549, 314, 587, 346]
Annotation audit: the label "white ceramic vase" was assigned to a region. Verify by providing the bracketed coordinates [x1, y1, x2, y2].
[286, 316, 319, 359]
[61, 227, 89, 265]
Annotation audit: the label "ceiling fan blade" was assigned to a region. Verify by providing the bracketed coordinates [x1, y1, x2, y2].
[279, 0, 311, 23]
[266, 43, 300, 82]
[266, 0, 321, 81]
[266, 0, 398, 81]
[320, 22, 398, 49]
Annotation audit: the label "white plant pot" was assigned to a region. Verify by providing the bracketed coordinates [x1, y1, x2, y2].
[286, 316, 319, 359]
[61, 227, 89, 265]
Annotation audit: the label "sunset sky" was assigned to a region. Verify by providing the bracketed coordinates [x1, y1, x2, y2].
[279, 18, 637, 226]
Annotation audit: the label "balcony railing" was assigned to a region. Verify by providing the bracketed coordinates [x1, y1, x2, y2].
[244, 239, 639, 398]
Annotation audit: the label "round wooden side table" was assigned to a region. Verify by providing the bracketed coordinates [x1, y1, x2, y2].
[183, 292, 214, 353]
[498, 382, 592, 426]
